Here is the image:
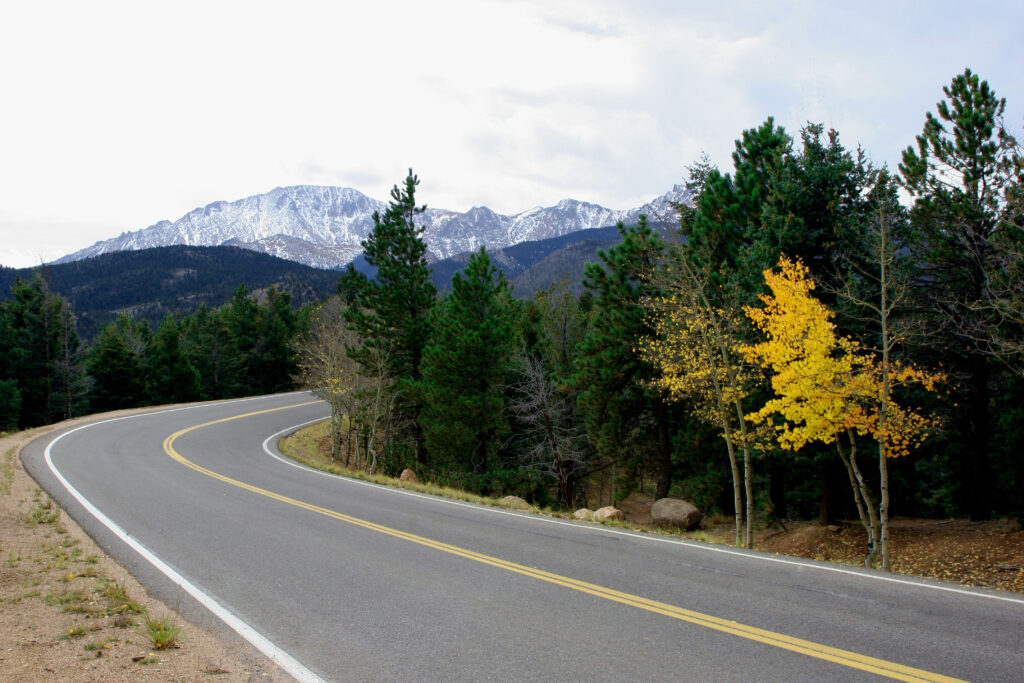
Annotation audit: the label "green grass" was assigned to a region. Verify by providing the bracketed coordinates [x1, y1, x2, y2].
[83, 636, 117, 653]
[44, 589, 89, 609]
[61, 624, 89, 639]
[23, 496, 60, 526]
[100, 579, 146, 615]
[112, 614, 137, 629]
[279, 422, 547, 513]
[144, 613, 181, 650]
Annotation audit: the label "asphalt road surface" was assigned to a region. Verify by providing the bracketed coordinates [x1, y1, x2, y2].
[22, 392, 1024, 681]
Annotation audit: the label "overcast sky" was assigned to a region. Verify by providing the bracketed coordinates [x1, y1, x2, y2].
[1, 0, 1022, 268]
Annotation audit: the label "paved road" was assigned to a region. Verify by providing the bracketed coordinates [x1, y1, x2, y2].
[22, 393, 1024, 681]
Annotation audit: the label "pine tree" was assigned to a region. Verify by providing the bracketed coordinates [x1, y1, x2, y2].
[144, 315, 201, 405]
[221, 285, 262, 396]
[575, 217, 678, 499]
[900, 68, 1024, 519]
[1, 273, 85, 427]
[50, 299, 86, 420]
[418, 248, 518, 479]
[250, 287, 298, 395]
[87, 315, 147, 412]
[346, 170, 437, 462]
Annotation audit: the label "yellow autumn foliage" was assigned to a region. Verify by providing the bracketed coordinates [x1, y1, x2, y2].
[638, 292, 754, 435]
[741, 256, 942, 458]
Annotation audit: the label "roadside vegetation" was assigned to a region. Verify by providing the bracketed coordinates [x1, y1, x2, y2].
[280, 420, 554, 514]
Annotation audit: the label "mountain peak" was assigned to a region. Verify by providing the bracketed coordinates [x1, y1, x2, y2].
[56, 184, 686, 270]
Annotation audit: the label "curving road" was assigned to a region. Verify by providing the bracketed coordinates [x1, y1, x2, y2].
[22, 392, 1024, 681]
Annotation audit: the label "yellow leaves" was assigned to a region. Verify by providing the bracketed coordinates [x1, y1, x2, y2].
[639, 298, 749, 406]
[741, 256, 870, 449]
[743, 256, 943, 459]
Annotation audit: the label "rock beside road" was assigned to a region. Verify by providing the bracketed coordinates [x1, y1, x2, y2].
[501, 495, 533, 510]
[594, 506, 624, 522]
[651, 498, 702, 530]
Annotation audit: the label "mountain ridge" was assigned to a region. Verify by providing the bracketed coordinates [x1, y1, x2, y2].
[56, 183, 689, 269]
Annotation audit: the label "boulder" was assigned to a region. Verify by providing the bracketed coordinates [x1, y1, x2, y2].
[573, 508, 594, 521]
[398, 469, 419, 484]
[500, 495, 532, 511]
[651, 498, 702, 530]
[594, 505, 624, 522]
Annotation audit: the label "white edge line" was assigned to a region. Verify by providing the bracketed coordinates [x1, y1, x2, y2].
[38, 395, 326, 683]
[264, 413, 1024, 608]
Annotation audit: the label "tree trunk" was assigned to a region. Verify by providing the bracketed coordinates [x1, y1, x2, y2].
[836, 434, 875, 566]
[718, 419, 743, 547]
[731, 396, 753, 548]
[743, 445, 753, 549]
[346, 416, 353, 468]
[878, 438, 890, 571]
[843, 431, 880, 568]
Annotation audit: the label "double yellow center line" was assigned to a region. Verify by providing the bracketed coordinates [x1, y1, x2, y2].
[164, 402, 965, 683]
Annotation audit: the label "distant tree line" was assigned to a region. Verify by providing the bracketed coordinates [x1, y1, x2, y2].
[0, 279, 306, 430]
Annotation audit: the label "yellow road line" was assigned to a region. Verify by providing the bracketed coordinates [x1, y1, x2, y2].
[164, 402, 966, 683]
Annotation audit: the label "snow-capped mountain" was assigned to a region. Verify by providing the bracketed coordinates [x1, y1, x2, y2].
[56, 184, 690, 270]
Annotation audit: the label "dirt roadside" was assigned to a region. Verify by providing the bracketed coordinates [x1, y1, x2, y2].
[0, 409, 290, 683]
[617, 492, 1024, 593]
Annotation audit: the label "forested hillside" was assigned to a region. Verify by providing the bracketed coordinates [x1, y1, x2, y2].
[431, 224, 676, 296]
[3, 70, 1021, 572]
[0, 245, 338, 338]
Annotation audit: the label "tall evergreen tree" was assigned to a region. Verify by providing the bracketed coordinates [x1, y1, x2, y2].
[181, 305, 238, 400]
[0, 298, 21, 429]
[1, 273, 85, 427]
[900, 68, 1023, 519]
[346, 170, 437, 462]
[250, 287, 298, 395]
[221, 285, 262, 395]
[50, 299, 87, 421]
[419, 248, 519, 479]
[575, 217, 678, 499]
[686, 118, 791, 289]
[87, 315, 147, 412]
[144, 315, 201, 405]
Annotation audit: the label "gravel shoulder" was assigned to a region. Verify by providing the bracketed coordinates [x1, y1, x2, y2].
[0, 408, 290, 683]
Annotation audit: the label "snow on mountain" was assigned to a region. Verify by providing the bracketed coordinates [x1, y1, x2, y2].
[56, 184, 691, 270]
